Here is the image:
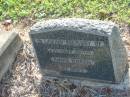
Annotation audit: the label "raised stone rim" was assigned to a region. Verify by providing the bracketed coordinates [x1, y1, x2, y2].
[30, 18, 117, 36]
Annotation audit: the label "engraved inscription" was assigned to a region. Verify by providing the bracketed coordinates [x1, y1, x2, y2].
[66, 68, 88, 73]
[31, 30, 114, 81]
[34, 39, 103, 65]
[48, 49, 94, 55]
[50, 57, 95, 65]
[35, 39, 105, 47]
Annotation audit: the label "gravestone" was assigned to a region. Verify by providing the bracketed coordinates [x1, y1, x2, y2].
[29, 18, 128, 83]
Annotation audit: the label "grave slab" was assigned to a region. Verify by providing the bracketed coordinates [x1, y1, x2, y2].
[0, 31, 22, 81]
[29, 18, 128, 83]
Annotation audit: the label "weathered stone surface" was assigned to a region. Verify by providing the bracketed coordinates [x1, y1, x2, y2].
[29, 18, 128, 83]
[0, 31, 22, 81]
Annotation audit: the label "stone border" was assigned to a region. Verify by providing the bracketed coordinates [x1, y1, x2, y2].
[0, 31, 22, 81]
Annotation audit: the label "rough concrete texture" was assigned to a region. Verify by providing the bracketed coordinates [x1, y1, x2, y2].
[0, 31, 22, 81]
[30, 18, 128, 83]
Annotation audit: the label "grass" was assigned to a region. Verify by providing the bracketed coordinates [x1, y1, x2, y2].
[0, 0, 130, 24]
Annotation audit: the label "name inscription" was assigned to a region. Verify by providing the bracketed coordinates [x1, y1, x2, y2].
[51, 57, 95, 65]
[35, 39, 105, 47]
[48, 49, 94, 55]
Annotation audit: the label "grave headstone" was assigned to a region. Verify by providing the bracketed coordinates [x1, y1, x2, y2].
[29, 18, 128, 83]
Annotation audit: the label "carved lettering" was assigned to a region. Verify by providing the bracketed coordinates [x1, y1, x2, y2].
[48, 49, 94, 55]
[35, 39, 104, 47]
[66, 68, 88, 73]
[50, 57, 95, 65]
